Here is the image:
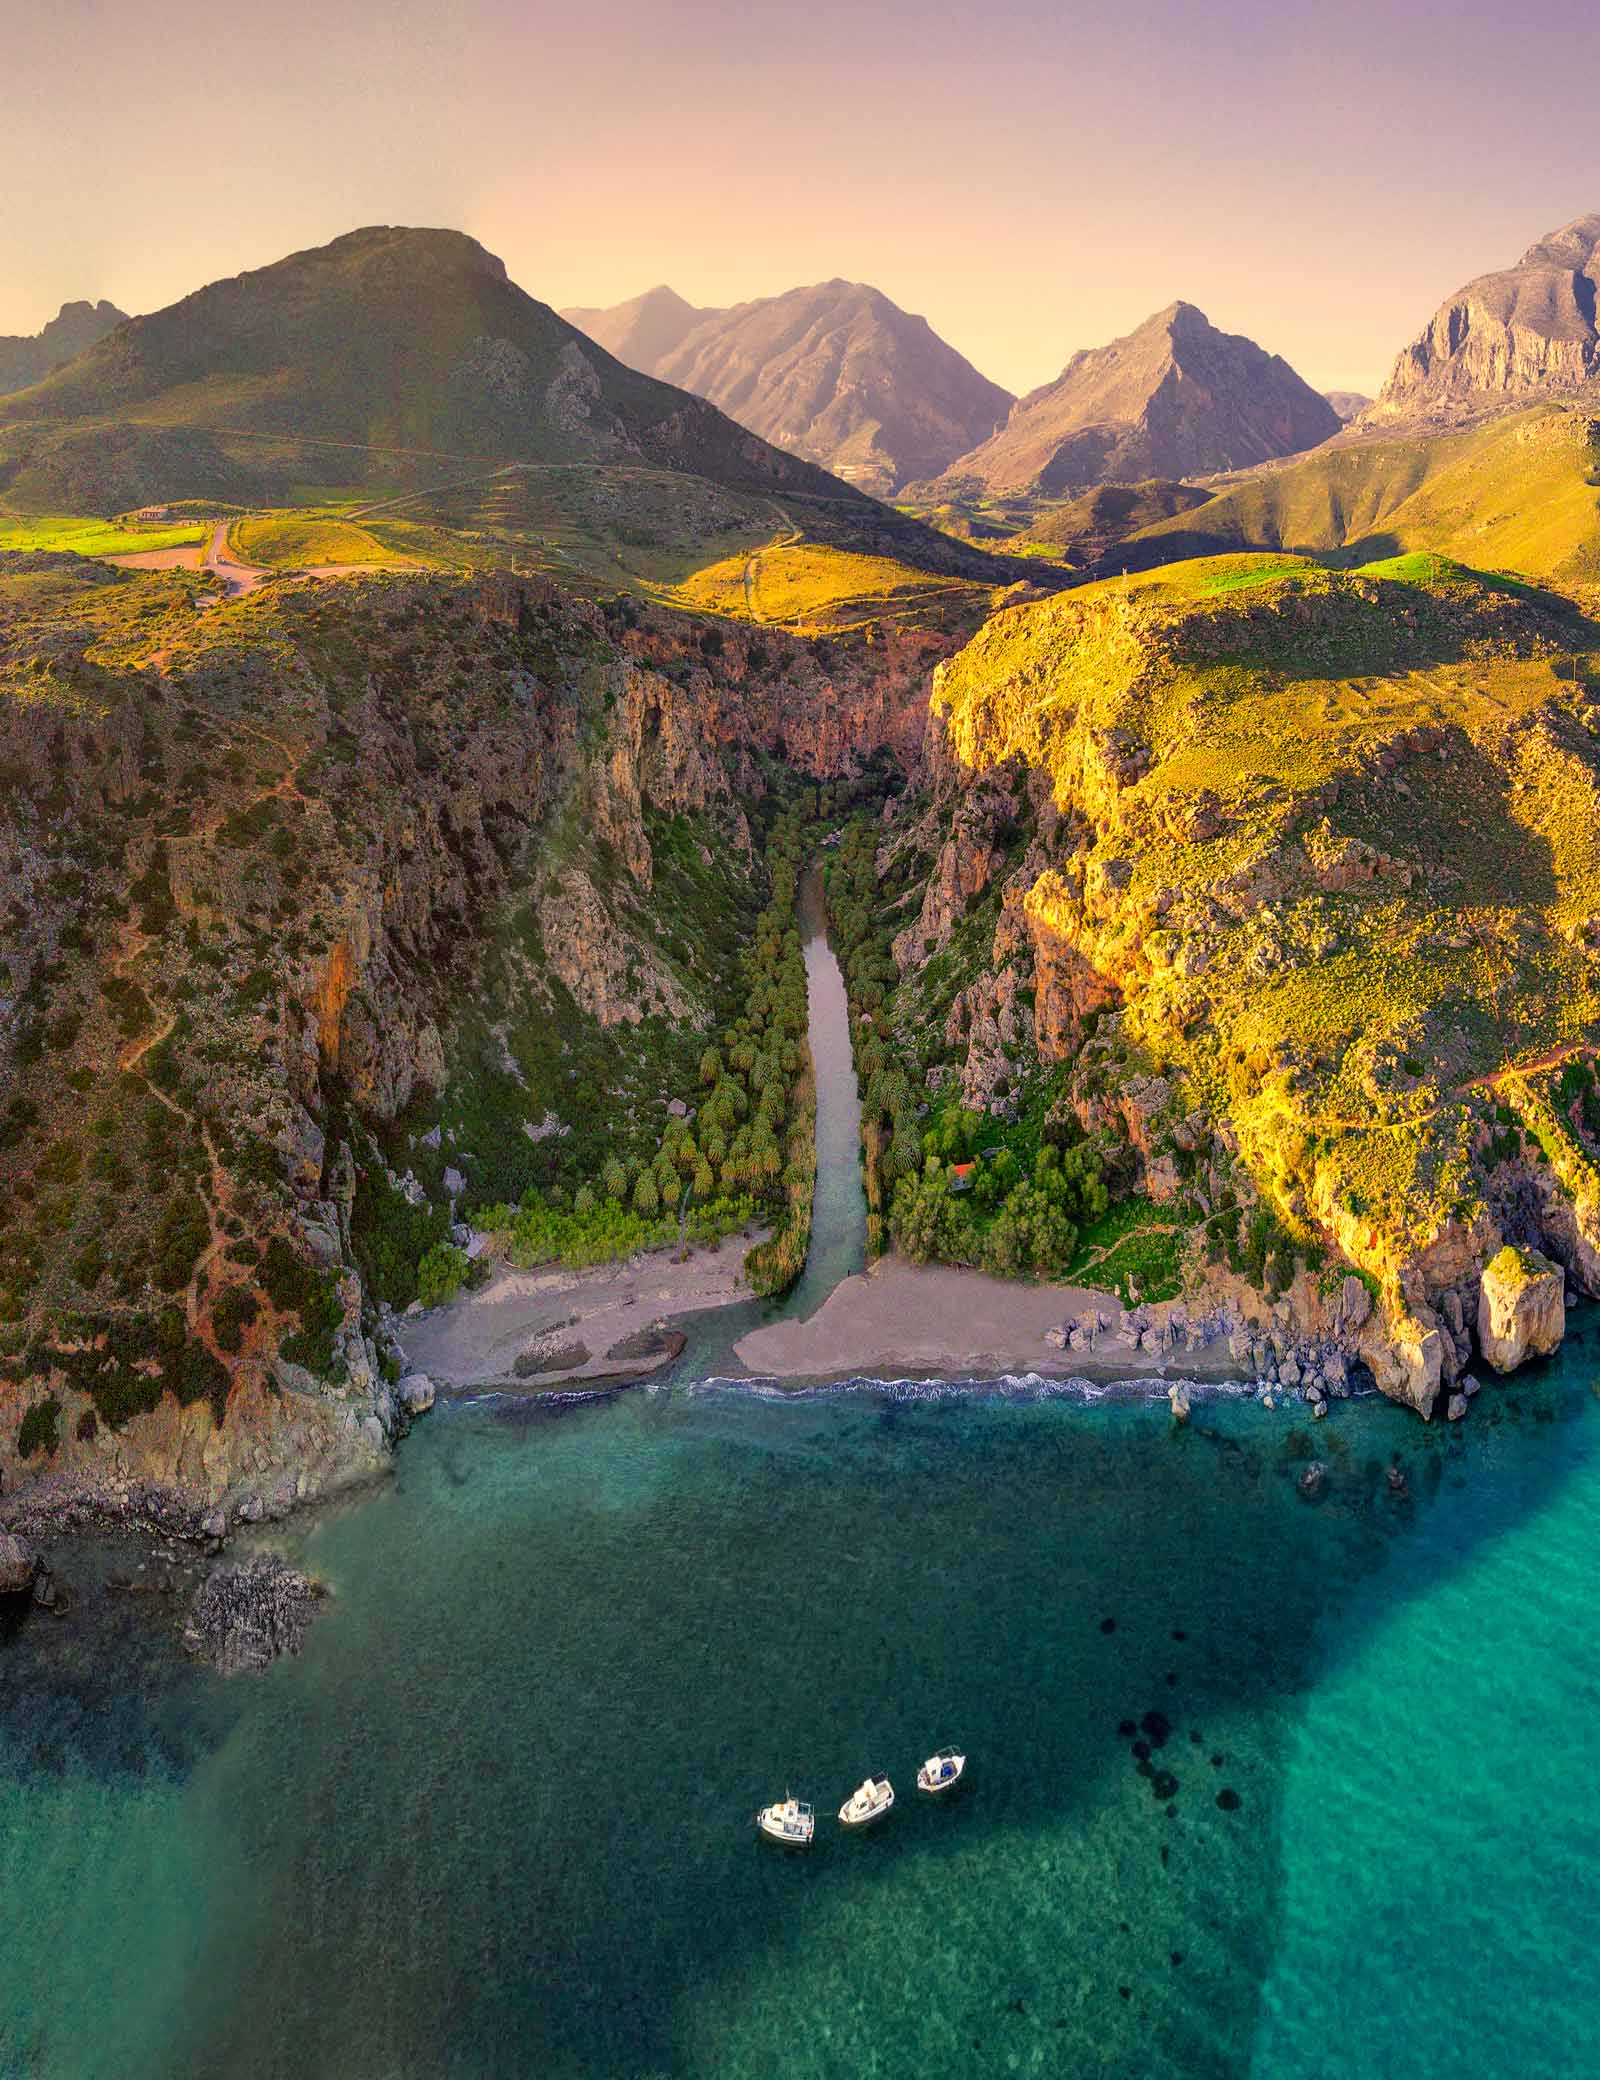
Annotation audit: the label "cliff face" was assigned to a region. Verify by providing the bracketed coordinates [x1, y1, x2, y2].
[898, 559, 1600, 1412]
[0, 558, 948, 1519]
[1365, 213, 1600, 427]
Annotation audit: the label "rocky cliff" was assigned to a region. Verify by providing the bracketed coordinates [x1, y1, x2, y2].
[1364, 213, 1600, 428]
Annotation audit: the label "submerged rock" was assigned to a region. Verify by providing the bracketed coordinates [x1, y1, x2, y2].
[1478, 1246, 1564, 1372]
[183, 1558, 324, 1676]
[0, 1533, 39, 1597]
[603, 1328, 687, 1367]
[1297, 1462, 1327, 1500]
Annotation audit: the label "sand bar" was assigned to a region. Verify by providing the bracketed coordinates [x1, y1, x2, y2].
[734, 1256, 1245, 1384]
[398, 1233, 762, 1391]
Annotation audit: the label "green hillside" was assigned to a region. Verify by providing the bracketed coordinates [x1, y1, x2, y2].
[1126, 406, 1600, 581]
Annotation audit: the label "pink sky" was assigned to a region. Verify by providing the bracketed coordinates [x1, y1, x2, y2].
[4, 0, 1599, 397]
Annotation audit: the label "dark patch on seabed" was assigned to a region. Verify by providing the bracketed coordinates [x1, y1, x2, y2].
[3, 1319, 1595, 2080]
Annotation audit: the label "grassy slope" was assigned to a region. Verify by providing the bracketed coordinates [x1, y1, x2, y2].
[932, 552, 1600, 1295]
[674, 540, 999, 628]
[0, 513, 207, 556]
[1128, 406, 1600, 581]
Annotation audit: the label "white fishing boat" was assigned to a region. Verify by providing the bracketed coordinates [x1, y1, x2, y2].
[838, 1774, 894, 1829]
[916, 1747, 966, 1796]
[755, 1796, 815, 1848]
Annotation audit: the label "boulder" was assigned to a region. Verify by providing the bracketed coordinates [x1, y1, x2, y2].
[397, 1372, 436, 1414]
[1297, 1463, 1327, 1500]
[1167, 1382, 1191, 1424]
[1446, 1392, 1469, 1422]
[1478, 1246, 1565, 1372]
[0, 1533, 39, 1597]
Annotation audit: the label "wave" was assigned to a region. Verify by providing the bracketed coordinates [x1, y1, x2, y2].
[666, 1370, 1265, 1406]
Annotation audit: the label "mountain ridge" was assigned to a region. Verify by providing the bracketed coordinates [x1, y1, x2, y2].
[0, 298, 127, 399]
[563, 278, 1013, 493]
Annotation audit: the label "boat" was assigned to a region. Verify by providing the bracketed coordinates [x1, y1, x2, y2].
[755, 1795, 815, 1848]
[838, 1774, 894, 1829]
[916, 1747, 967, 1796]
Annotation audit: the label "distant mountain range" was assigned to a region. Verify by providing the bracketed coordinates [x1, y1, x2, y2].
[917, 302, 1341, 499]
[1323, 389, 1371, 423]
[1364, 213, 1600, 428]
[0, 298, 126, 398]
[561, 280, 1013, 494]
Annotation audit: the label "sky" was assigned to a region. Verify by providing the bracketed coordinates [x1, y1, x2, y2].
[4, 0, 1600, 398]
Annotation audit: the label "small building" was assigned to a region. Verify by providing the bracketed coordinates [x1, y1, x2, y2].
[948, 1162, 976, 1194]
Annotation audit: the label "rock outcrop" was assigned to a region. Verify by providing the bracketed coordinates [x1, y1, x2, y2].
[1477, 1246, 1565, 1372]
[1364, 213, 1600, 428]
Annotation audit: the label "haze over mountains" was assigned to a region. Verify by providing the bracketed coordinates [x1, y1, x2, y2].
[563, 280, 1013, 494]
[1364, 212, 1600, 428]
[0, 298, 126, 398]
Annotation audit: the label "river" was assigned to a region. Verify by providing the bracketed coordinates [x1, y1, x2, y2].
[4, 877, 1600, 2078]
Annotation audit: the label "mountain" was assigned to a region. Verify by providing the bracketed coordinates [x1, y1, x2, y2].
[1323, 389, 1371, 423]
[0, 298, 126, 397]
[559, 284, 711, 374]
[1366, 213, 1600, 426]
[921, 302, 1341, 498]
[564, 279, 1014, 495]
[0, 227, 878, 507]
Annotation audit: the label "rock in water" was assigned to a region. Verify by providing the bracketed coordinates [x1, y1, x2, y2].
[397, 1372, 436, 1414]
[1167, 1382, 1191, 1424]
[0, 1533, 39, 1596]
[1477, 1246, 1565, 1372]
[183, 1558, 323, 1675]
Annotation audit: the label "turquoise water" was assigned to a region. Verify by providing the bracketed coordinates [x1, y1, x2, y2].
[4, 1337, 1600, 2079]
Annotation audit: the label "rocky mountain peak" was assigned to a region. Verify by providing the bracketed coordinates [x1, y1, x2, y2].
[921, 302, 1337, 498]
[1365, 210, 1600, 427]
[563, 276, 1013, 494]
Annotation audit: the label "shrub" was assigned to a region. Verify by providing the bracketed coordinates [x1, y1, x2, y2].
[152, 1190, 210, 1291]
[417, 1242, 470, 1310]
[212, 1285, 260, 1355]
[17, 1394, 61, 1459]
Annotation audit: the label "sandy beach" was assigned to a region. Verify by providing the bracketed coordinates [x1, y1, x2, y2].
[734, 1256, 1245, 1385]
[397, 1232, 763, 1391]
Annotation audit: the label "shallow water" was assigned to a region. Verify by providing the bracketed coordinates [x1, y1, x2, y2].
[4, 1332, 1600, 2078]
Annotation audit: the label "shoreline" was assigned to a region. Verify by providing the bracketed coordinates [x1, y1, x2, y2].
[732, 1255, 1246, 1388]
